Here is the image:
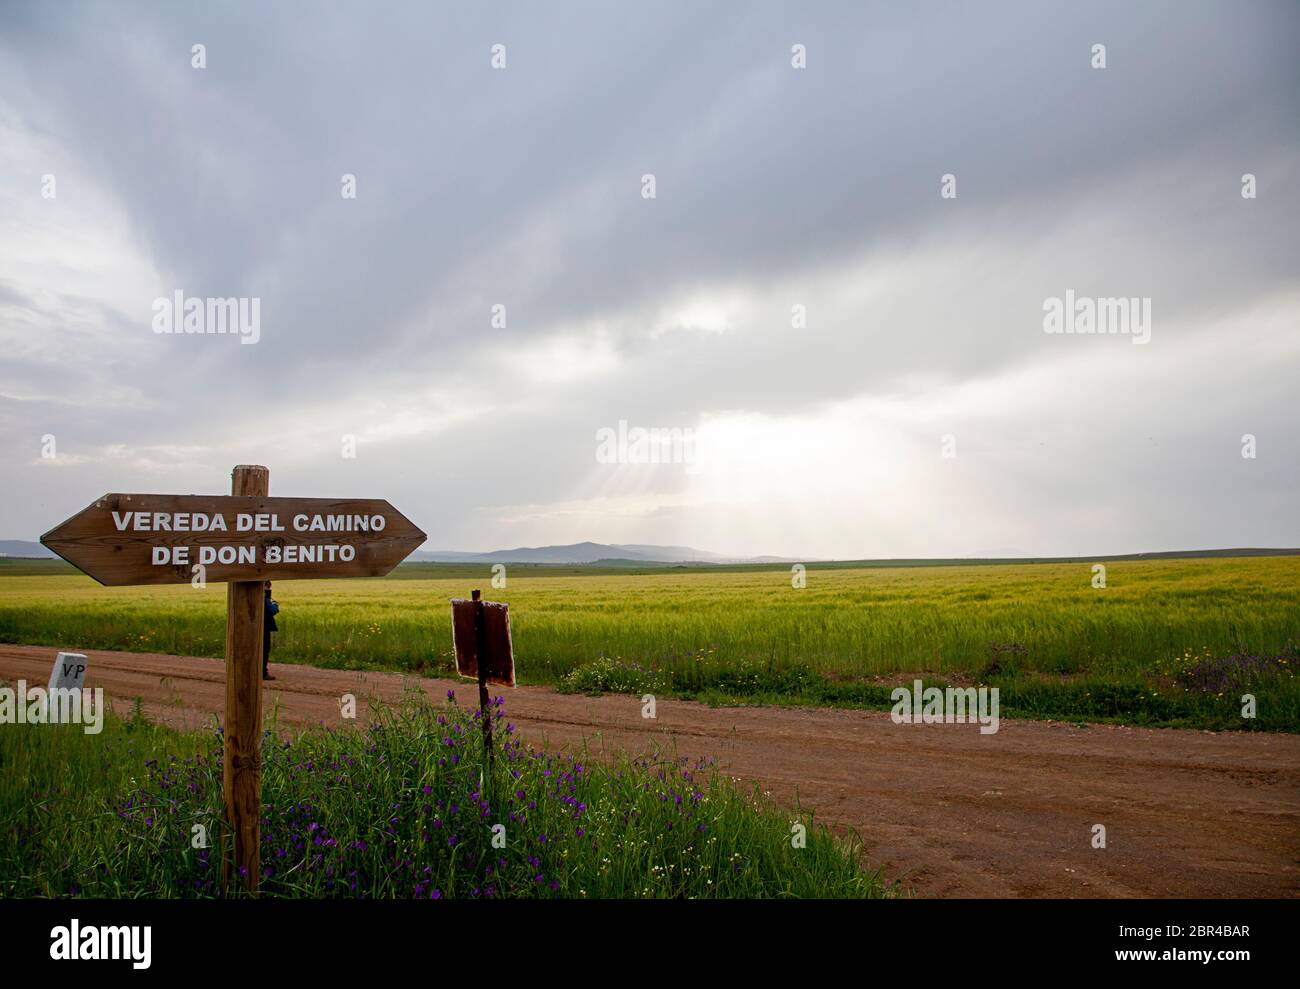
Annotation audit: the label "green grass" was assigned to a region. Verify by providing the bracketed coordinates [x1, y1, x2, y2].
[0, 691, 888, 898]
[1, 556, 1297, 730]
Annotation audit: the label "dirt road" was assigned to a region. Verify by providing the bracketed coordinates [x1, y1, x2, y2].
[3, 644, 1297, 898]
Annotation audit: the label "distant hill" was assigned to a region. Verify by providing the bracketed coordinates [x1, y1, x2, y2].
[406, 545, 1300, 568]
[0, 540, 55, 559]
[410, 542, 798, 565]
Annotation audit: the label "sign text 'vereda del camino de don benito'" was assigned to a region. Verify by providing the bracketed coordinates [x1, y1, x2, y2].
[40, 494, 425, 586]
[39, 468, 427, 895]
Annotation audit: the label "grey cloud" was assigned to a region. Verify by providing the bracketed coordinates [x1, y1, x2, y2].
[1, 0, 1297, 554]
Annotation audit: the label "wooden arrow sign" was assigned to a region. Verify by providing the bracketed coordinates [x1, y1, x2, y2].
[41, 493, 426, 586]
[40, 467, 428, 894]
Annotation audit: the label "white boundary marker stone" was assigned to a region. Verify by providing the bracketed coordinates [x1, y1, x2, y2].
[48, 652, 88, 714]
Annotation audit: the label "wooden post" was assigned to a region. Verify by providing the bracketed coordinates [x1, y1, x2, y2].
[471, 589, 494, 773]
[223, 464, 269, 893]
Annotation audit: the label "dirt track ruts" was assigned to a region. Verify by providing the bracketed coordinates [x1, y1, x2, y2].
[3, 644, 1297, 898]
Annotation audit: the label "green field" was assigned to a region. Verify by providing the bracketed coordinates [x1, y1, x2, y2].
[2, 555, 1297, 730]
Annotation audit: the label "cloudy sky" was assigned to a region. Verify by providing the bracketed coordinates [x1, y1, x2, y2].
[2, 1, 1297, 559]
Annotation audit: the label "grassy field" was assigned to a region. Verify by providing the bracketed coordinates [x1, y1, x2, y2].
[0, 692, 887, 898]
[1, 555, 1297, 730]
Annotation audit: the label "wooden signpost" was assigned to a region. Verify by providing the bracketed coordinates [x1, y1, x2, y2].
[450, 592, 514, 771]
[40, 465, 425, 893]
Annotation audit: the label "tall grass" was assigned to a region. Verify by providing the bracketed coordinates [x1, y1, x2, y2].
[0, 691, 888, 898]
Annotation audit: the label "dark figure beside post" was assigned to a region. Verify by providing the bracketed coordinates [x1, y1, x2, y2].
[263, 581, 279, 681]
